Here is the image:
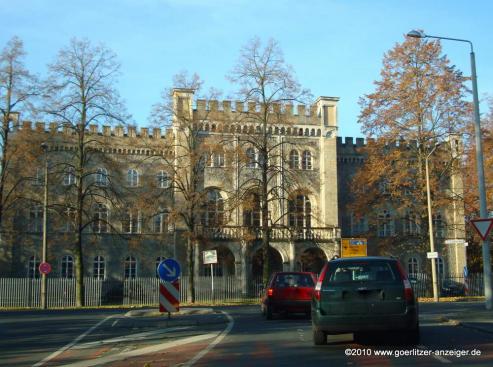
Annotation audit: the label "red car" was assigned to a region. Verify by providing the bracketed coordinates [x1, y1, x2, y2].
[261, 271, 317, 319]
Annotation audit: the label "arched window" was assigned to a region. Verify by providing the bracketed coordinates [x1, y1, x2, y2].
[96, 168, 108, 186]
[243, 192, 261, 227]
[92, 203, 108, 233]
[203, 190, 224, 227]
[157, 171, 170, 188]
[289, 150, 299, 169]
[63, 166, 75, 186]
[155, 256, 165, 278]
[28, 255, 40, 278]
[93, 256, 105, 279]
[246, 148, 256, 168]
[127, 169, 139, 187]
[288, 195, 311, 228]
[61, 255, 74, 278]
[302, 150, 312, 170]
[408, 257, 419, 275]
[122, 209, 141, 234]
[124, 256, 137, 279]
[29, 204, 43, 232]
[433, 213, 445, 238]
[378, 210, 394, 237]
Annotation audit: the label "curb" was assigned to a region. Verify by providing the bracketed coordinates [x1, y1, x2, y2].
[440, 316, 493, 335]
[125, 307, 214, 318]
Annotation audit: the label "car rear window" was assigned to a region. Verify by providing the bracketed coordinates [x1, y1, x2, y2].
[274, 273, 314, 287]
[324, 260, 398, 284]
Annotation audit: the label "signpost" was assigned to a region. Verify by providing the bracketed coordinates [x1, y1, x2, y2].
[157, 259, 181, 315]
[203, 250, 218, 301]
[341, 238, 367, 258]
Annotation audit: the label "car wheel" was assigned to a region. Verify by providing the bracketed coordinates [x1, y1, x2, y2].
[266, 305, 273, 320]
[313, 328, 327, 345]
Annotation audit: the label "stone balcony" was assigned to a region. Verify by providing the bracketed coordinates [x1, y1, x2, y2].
[197, 226, 340, 242]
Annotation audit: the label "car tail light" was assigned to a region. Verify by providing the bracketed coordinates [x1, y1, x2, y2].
[267, 288, 273, 297]
[396, 261, 414, 302]
[314, 263, 329, 301]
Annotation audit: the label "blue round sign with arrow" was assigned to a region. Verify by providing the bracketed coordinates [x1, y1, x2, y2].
[157, 258, 181, 282]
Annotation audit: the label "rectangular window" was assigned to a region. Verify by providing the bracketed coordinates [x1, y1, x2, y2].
[123, 210, 141, 234]
[32, 168, 43, 186]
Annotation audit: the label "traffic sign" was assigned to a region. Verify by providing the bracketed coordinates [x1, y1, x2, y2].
[470, 218, 493, 241]
[39, 262, 52, 275]
[159, 280, 179, 313]
[341, 238, 367, 258]
[444, 239, 466, 245]
[427, 251, 439, 259]
[157, 258, 181, 282]
[203, 250, 218, 265]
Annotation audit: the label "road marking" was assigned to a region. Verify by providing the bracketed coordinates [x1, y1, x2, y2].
[111, 320, 118, 327]
[32, 314, 116, 367]
[58, 333, 220, 367]
[182, 310, 235, 367]
[72, 326, 193, 349]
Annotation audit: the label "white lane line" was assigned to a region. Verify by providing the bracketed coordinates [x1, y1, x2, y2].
[59, 332, 220, 367]
[111, 320, 118, 327]
[72, 326, 193, 349]
[182, 310, 235, 367]
[32, 314, 116, 367]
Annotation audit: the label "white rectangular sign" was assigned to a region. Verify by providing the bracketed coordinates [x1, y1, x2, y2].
[427, 251, 439, 259]
[203, 250, 218, 265]
[444, 239, 466, 245]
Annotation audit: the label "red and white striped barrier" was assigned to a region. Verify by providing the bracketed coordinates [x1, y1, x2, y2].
[159, 280, 180, 313]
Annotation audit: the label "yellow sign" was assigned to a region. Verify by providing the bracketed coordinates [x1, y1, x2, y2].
[341, 238, 367, 258]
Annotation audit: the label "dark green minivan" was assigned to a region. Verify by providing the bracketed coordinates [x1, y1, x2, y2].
[311, 256, 419, 345]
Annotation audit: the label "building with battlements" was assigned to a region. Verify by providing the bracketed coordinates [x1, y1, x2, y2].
[0, 89, 466, 293]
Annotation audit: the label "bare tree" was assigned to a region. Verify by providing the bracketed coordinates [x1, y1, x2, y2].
[228, 38, 311, 285]
[43, 38, 128, 306]
[148, 71, 228, 302]
[0, 36, 39, 232]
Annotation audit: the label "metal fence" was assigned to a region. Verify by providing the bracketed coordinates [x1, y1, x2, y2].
[0, 273, 482, 308]
[409, 273, 484, 298]
[0, 276, 263, 308]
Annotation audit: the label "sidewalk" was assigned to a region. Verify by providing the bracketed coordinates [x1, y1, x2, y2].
[434, 301, 493, 335]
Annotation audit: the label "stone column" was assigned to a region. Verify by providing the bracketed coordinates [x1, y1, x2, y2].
[240, 241, 248, 297]
[289, 241, 295, 271]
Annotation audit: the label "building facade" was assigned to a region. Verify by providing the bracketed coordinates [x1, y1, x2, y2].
[0, 89, 467, 287]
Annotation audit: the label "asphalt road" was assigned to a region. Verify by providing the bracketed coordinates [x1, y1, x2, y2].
[1, 303, 493, 366]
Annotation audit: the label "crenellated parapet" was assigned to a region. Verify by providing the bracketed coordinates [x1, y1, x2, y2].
[15, 120, 166, 139]
[172, 88, 339, 138]
[14, 120, 173, 157]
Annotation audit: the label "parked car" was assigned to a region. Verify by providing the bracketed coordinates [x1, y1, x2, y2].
[441, 279, 466, 297]
[261, 272, 317, 319]
[311, 256, 419, 345]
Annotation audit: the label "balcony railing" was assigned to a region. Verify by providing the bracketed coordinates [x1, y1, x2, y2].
[197, 226, 340, 241]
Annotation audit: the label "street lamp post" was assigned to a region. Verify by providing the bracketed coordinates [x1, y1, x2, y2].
[425, 144, 441, 302]
[40, 142, 49, 309]
[407, 30, 492, 310]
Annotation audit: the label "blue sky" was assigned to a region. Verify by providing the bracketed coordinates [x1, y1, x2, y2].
[2, 0, 492, 138]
